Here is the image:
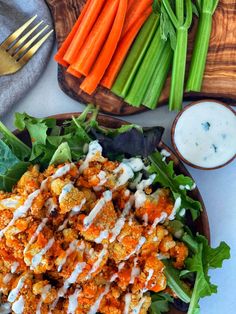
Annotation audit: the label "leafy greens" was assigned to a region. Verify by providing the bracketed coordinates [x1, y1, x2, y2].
[0, 140, 29, 191]
[148, 151, 202, 220]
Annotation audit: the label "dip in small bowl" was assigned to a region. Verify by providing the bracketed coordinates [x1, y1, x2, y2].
[171, 100, 236, 170]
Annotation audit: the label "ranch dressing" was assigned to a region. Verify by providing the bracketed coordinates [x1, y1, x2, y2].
[174, 102, 236, 168]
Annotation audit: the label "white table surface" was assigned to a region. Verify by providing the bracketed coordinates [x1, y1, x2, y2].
[2, 46, 236, 314]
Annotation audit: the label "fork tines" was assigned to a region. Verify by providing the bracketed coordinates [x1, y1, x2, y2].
[1, 15, 53, 63]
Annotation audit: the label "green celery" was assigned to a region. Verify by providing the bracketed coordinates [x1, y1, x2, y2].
[111, 13, 159, 98]
[125, 27, 166, 107]
[163, 0, 193, 111]
[143, 42, 173, 109]
[186, 0, 219, 92]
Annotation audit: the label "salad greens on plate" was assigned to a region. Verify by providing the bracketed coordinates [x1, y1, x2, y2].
[0, 105, 230, 313]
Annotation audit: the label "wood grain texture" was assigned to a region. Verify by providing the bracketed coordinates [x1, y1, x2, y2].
[46, 0, 236, 115]
[14, 112, 210, 314]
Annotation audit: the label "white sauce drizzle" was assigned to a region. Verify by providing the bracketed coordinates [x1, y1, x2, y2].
[125, 237, 146, 260]
[142, 269, 154, 292]
[110, 262, 125, 282]
[24, 198, 57, 256]
[134, 190, 147, 209]
[71, 198, 86, 213]
[94, 230, 109, 244]
[0, 197, 20, 209]
[8, 275, 26, 302]
[0, 190, 40, 239]
[123, 293, 132, 314]
[110, 196, 134, 243]
[130, 257, 140, 284]
[97, 171, 107, 186]
[57, 198, 86, 233]
[148, 213, 168, 235]
[11, 262, 19, 274]
[36, 284, 51, 314]
[79, 141, 103, 173]
[142, 213, 149, 226]
[168, 197, 181, 220]
[59, 183, 74, 203]
[0, 302, 11, 314]
[12, 295, 24, 314]
[136, 174, 156, 191]
[128, 215, 134, 226]
[179, 183, 196, 191]
[51, 164, 73, 179]
[113, 163, 134, 188]
[122, 158, 144, 172]
[86, 247, 108, 280]
[67, 289, 81, 314]
[50, 262, 86, 312]
[88, 284, 110, 314]
[132, 296, 146, 314]
[24, 218, 47, 255]
[160, 149, 171, 161]
[83, 191, 112, 230]
[3, 273, 13, 284]
[134, 174, 156, 209]
[179, 208, 186, 217]
[157, 253, 168, 260]
[30, 238, 55, 270]
[57, 240, 79, 272]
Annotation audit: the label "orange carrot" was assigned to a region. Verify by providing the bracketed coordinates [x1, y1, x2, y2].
[101, 6, 152, 89]
[122, 0, 152, 36]
[127, 0, 137, 11]
[63, 0, 106, 64]
[54, 0, 92, 67]
[71, 0, 119, 76]
[80, 0, 128, 95]
[67, 66, 82, 78]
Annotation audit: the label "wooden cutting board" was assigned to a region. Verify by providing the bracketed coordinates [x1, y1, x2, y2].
[46, 0, 236, 115]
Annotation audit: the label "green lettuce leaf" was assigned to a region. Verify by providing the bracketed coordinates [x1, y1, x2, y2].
[0, 121, 31, 161]
[162, 260, 192, 303]
[148, 151, 202, 220]
[149, 292, 173, 314]
[49, 142, 72, 166]
[186, 235, 230, 314]
[15, 113, 57, 161]
[0, 140, 29, 191]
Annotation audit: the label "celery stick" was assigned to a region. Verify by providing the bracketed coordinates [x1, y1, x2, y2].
[163, 0, 193, 111]
[186, 0, 219, 92]
[143, 42, 173, 109]
[169, 27, 188, 111]
[125, 27, 166, 107]
[111, 13, 159, 98]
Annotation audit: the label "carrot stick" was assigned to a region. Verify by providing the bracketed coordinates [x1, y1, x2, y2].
[80, 0, 128, 95]
[63, 0, 106, 64]
[71, 0, 119, 76]
[54, 0, 92, 67]
[122, 0, 152, 36]
[127, 0, 137, 11]
[101, 6, 152, 89]
[67, 66, 82, 78]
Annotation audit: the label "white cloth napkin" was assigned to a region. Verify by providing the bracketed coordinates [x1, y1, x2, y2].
[0, 0, 54, 117]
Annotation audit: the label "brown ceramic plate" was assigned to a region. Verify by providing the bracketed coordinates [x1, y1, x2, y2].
[15, 113, 210, 314]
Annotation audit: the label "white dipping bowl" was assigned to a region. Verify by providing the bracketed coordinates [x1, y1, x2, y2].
[171, 100, 236, 170]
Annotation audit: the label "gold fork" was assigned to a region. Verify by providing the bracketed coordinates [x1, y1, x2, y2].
[0, 15, 53, 76]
